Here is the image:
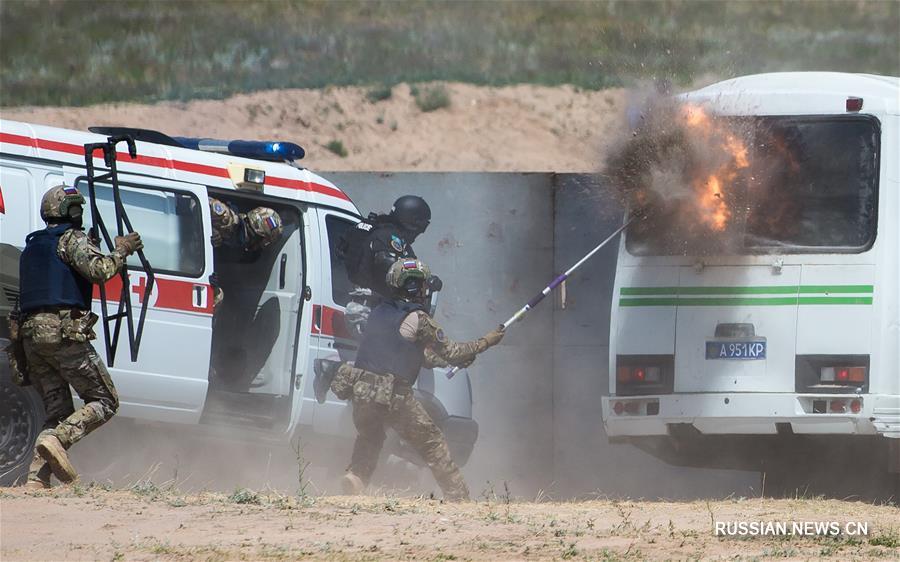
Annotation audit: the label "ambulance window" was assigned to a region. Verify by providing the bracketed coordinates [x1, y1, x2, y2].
[81, 182, 205, 277]
[325, 215, 355, 306]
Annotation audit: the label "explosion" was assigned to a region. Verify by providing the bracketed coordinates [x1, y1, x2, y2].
[605, 97, 755, 253]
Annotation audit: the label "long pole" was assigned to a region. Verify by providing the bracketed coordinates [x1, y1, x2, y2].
[446, 214, 638, 379]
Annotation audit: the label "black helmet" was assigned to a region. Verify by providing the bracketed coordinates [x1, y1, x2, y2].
[390, 195, 431, 236]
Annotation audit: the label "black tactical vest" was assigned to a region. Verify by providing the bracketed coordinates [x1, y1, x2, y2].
[354, 300, 426, 384]
[19, 224, 93, 313]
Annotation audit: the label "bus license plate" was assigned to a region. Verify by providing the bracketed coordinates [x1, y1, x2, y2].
[706, 341, 766, 360]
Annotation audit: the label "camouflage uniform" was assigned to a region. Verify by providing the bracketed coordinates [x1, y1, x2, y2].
[208, 197, 240, 248]
[22, 229, 126, 485]
[208, 200, 282, 307]
[336, 310, 488, 501]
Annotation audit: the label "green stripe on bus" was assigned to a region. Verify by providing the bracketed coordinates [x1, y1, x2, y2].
[797, 285, 873, 294]
[619, 296, 873, 307]
[620, 285, 873, 296]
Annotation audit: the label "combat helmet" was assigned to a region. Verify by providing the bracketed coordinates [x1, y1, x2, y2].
[386, 258, 431, 301]
[390, 195, 431, 237]
[244, 207, 284, 249]
[40, 184, 85, 222]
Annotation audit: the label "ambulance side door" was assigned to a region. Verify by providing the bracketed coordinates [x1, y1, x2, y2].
[65, 168, 214, 424]
[308, 209, 359, 437]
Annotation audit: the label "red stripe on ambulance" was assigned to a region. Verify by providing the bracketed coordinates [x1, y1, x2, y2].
[92, 274, 214, 315]
[0, 132, 350, 201]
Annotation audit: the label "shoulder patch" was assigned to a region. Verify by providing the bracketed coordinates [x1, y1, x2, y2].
[435, 327, 447, 343]
[212, 201, 225, 214]
[390, 234, 405, 253]
[356, 222, 373, 232]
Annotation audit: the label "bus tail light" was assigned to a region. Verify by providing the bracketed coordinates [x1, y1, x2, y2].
[810, 398, 863, 415]
[611, 399, 659, 416]
[615, 355, 673, 396]
[795, 355, 869, 394]
[617, 366, 661, 384]
[820, 366, 866, 384]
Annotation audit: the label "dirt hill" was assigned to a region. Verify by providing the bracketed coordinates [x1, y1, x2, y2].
[1, 82, 627, 172]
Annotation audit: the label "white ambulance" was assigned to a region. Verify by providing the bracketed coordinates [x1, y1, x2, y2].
[603, 73, 899, 498]
[0, 120, 477, 485]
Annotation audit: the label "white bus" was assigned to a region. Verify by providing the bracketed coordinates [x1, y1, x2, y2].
[603, 73, 899, 499]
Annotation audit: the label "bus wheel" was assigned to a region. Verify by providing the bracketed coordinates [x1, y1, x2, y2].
[0, 362, 44, 487]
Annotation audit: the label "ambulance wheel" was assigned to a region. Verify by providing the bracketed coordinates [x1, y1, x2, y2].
[0, 362, 44, 486]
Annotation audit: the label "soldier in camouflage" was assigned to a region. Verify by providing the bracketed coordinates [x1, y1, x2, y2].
[208, 198, 283, 251]
[315, 259, 503, 501]
[17, 185, 142, 489]
[208, 198, 284, 307]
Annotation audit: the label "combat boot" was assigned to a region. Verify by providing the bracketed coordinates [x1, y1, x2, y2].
[36, 434, 77, 483]
[23, 478, 51, 490]
[313, 359, 341, 404]
[442, 488, 470, 503]
[340, 471, 365, 495]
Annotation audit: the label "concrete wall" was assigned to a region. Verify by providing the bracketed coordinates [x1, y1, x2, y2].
[323, 171, 756, 499]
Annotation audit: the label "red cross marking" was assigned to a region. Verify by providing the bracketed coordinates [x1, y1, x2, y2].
[132, 276, 147, 303]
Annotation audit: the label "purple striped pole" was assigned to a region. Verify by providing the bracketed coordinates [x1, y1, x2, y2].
[446, 214, 638, 379]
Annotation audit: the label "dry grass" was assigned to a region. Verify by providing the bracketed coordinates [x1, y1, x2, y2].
[2, 483, 899, 561]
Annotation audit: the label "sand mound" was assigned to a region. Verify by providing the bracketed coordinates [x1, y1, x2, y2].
[1, 83, 627, 172]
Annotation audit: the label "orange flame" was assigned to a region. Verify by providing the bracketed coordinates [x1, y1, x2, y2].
[678, 104, 750, 232]
[697, 175, 729, 231]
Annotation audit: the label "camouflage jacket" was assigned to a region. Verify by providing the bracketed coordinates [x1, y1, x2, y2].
[403, 310, 488, 369]
[58, 229, 127, 284]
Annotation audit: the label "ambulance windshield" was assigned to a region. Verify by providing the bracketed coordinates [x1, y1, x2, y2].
[625, 115, 880, 256]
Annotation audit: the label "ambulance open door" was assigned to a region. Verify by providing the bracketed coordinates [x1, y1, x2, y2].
[64, 167, 214, 425]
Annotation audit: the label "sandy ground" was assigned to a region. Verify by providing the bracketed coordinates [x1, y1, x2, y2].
[0, 82, 628, 172]
[1, 486, 898, 561]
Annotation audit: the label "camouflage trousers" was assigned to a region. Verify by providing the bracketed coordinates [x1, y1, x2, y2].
[348, 380, 469, 501]
[23, 338, 119, 483]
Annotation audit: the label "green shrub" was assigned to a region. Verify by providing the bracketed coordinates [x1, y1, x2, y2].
[325, 140, 348, 157]
[415, 84, 451, 112]
[870, 531, 900, 548]
[366, 84, 393, 103]
[228, 487, 261, 505]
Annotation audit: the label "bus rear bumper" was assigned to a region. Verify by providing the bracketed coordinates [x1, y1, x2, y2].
[602, 393, 900, 438]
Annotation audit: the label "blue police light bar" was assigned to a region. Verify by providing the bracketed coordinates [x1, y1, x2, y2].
[174, 137, 305, 162]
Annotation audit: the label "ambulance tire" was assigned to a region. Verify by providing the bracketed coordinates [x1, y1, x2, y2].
[0, 358, 44, 487]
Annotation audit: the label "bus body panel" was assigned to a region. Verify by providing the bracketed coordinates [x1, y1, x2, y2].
[615, 266, 677, 355]
[795, 265, 876, 355]
[674, 265, 801, 393]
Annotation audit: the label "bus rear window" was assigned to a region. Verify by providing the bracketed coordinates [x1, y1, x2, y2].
[626, 115, 879, 255]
